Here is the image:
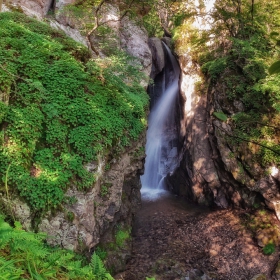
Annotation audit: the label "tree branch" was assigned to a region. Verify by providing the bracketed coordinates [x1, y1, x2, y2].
[86, 0, 134, 56]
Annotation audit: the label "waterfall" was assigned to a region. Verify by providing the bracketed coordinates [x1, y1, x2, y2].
[141, 43, 180, 200]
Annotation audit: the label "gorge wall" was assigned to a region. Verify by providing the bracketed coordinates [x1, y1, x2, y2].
[165, 2, 280, 220]
[0, 0, 152, 272]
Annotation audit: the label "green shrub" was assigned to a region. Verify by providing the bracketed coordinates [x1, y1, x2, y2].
[263, 243, 275, 255]
[201, 57, 228, 81]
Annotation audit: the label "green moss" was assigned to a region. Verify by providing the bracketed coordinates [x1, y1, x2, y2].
[115, 228, 131, 248]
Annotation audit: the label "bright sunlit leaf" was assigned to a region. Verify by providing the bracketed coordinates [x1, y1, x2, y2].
[268, 60, 280, 75]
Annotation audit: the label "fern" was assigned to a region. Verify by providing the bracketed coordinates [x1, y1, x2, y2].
[0, 215, 113, 279]
[0, 257, 22, 280]
[91, 252, 114, 280]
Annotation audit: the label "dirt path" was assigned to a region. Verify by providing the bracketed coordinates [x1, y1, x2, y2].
[115, 194, 279, 280]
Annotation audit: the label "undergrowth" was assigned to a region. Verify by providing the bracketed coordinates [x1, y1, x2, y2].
[95, 225, 131, 273]
[0, 12, 149, 213]
[244, 209, 280, 255]
[0, 215, 113, 279]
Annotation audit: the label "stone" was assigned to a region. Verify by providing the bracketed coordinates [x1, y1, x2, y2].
[120, 16, 152, 85]
[1, 4, 10, 12]
[49, 20, 87, 46]
[148, 37, 165, 79]
[0, 197, 32, 231]
[36, 135, 145, 257]
[252, 176, 280, 219]
[169, 9, 280, 211]
[8, 0, 53, 18]
[271, 166, 280, 182]
[55, 0, 75, 10]
[185, 269, 212, 280]
[250, 274, 267, 280]
[273, 260, 280, 279]
[161, 36, 172, 48]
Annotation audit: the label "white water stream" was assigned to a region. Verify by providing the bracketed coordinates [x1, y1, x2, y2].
[141, 44, 180, 200]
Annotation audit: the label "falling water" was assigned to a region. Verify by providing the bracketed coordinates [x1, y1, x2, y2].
[141, 43, 180, 200]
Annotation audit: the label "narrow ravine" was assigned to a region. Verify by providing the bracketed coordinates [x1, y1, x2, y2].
[116, 43, 279, 280]
[115, 195, 278, 280]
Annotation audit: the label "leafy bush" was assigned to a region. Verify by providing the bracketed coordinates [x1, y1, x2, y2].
[0, 12, 148, 212]
[201, 57, 228, 81]
[0, 215, 113, 279]
[263, 243, 275, 255]
[192, 1, 280, 169]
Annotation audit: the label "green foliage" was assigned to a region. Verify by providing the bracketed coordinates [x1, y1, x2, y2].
[0, 102, 8, 123]
[90, 252, 113, 279]
[115, 228, 130, 248]
[66, 211, 75, 222]
[172, 19, 210, 59]
[100, 185, 108, 197]
[102, 226, 131, 254]
[263, 243, 275, 255]
[0, 12, 148, 212]
[201, 57, 228, 81]
[142, 8, 164, 38]
[0, 215, 113, 279]
[259, 141, 280, 166]
[173, 12, 188, 27]
[269, 60, 280, 75]
[176, 0, 280, 169]
[213, 112, 227, 122]
[95, 246, 107, 261]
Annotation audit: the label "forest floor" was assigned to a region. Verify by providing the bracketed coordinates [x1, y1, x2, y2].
[115, 194, 280, 280]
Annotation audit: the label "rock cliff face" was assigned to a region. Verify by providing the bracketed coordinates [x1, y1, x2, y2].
[38, 135, 145, 252]
[170, 35, 280, 219]
[4, 0, 53, 18]
[173, 66, 259, 208]
[2, 0, 151, 270]
[53, 1, 152, 80]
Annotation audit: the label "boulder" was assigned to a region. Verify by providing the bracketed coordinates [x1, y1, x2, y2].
[8, 0, 53, 18]
[120, 16, 152, 83]
[148, 37, 165, 79]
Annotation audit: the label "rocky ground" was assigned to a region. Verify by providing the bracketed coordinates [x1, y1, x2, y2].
[115, 194, 280, 280]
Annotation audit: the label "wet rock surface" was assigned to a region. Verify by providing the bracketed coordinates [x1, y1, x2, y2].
[115, 195, 279, 280]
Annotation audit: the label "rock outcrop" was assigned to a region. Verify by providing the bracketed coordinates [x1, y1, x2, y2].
[53, 0, 152, 85]
[170, 53, 265, 209]
[38, 136, 145, 253]
[3, 134, 145, 273]
[167, 2, 280, 219]
[148, 37, 165, 79]
[6, 0, 53, 18]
